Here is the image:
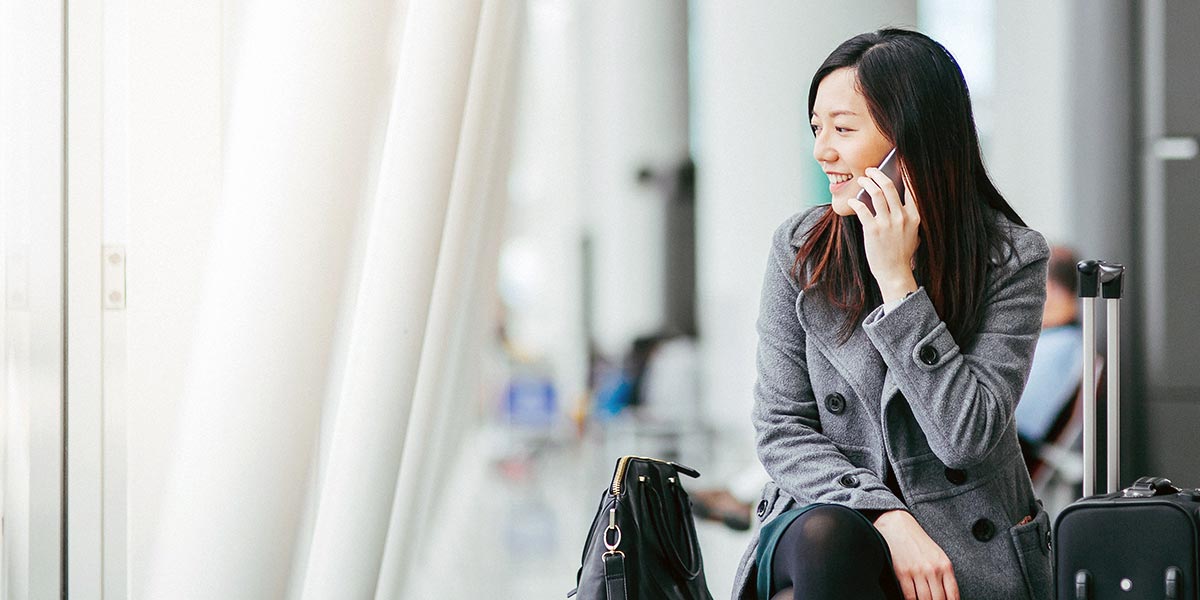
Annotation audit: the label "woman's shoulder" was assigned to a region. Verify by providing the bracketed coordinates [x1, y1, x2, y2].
[989, 210, 1050, 272]
[772, 204, 830, 252]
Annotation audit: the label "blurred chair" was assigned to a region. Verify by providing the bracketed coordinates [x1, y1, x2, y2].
[599, 333, 714, 466]
[1026, 355, 1104, 516]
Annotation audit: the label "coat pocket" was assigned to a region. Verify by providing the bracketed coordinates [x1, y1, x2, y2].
[736, 482, 785, 600]
[756, 481, 780, 524]
[1008, 503, 1053, 600]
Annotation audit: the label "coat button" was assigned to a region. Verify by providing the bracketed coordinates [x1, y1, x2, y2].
[825, 393, 846, 414]
[971, 518, 995, 542]
[919, 345, 940, 365]
[756, 499, 768, 519]
[838, 473, 860, 488]
[945, 468, 967, 485]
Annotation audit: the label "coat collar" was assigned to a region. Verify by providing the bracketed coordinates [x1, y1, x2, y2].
[789, 206, 906, 418]
[796, 287, 891, 420]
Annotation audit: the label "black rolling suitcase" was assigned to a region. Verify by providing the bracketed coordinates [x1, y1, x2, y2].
[1053, 260, 1200, 600]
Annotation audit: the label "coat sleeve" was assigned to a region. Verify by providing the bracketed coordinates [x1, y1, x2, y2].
[863, 228, 1050, 469]
[753, 213, 907, 512]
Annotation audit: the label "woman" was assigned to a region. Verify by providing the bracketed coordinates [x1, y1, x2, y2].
[731, 29, 1052, 600]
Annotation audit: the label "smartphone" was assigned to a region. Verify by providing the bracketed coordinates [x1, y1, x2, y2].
[855, 147, 905, 215]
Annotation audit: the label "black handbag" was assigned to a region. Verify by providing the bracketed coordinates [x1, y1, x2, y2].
[568, 456, 714, 600]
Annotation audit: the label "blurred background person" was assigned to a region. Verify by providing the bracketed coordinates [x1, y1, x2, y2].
[1016, 245, 1088, 515]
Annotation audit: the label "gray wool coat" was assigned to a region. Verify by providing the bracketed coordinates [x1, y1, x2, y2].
[732, 205, 1053, 600]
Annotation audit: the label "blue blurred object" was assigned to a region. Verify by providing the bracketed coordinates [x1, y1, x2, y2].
[1016, 324, 1084, 442]
[592, 368, 633, 420]
[503, 374, 558, 426]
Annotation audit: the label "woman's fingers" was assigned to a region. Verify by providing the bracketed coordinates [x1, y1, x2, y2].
[867, 167, 905, 218]
[847, 196, 876, 224]
[914, 576, 934, 600]
[856, 175, 886, 217]
[874, 508, 959, 600]
[927, 572, 947, 600]
[943, 571, 961, 600]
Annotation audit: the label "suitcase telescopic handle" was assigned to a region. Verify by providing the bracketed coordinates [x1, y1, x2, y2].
[1077, 259, 1125, 497]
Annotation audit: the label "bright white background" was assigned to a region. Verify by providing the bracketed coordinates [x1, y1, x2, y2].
[0, 0, 1140, 597]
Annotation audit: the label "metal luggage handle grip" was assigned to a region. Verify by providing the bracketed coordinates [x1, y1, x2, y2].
[1077, 260, 1126, 496]
[1098, 261, 1125, 299]
[1077, 260, 1125, 300]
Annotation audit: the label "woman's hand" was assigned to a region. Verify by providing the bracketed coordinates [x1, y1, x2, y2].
[873, 510, 960, 600]
[847, 168, 921, 303]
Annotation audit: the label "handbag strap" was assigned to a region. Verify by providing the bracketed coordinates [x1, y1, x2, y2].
[603, 552, 628, 600]
[638, 484, 703, 580]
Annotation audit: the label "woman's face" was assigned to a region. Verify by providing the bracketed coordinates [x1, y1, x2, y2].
[810, 67, 894, 216]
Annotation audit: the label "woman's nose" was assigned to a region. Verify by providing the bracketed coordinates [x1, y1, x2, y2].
[812, 133, 837, 163]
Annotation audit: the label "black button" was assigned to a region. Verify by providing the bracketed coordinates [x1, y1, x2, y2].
[945, 468, 967, 485]
[838, 474, 860, 488]
[825, 393, 846, 414]
[971, 518, 995, 542]
[757, 499, 768, 519]
[919, 345, 940, 365]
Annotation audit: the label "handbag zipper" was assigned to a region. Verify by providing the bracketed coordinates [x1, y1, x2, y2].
[610, 455, 701, 496]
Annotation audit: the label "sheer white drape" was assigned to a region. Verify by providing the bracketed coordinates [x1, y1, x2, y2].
[1, 1, 66, 597]
[143, 0, 519, 597]
[377, 1, 524, 594]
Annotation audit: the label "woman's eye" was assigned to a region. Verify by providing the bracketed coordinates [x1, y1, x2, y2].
[835, 127, 851, 133]
[810, 124, 820, 133]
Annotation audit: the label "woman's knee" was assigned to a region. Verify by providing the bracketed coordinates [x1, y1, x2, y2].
[796, 506, 873, 544]
[785, 504, 877, 552]
[770, 504, 893, 597]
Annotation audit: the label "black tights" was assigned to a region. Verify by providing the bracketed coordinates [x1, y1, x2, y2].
[770, 504, 903, 600]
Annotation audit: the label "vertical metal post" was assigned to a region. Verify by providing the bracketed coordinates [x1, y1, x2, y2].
[1107, 298, 1121, 493]
[1077, 260, 1101, 497]
[1081, 297, 1097, 497]
[1099, 261, 1125, 493]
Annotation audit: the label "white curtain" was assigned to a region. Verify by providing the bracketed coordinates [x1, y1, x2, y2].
[143, 0, 521, 597]
[376, 1, 524, 593]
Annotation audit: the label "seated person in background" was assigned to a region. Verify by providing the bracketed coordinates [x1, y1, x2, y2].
[691, 464, 770, 532]
[1015, 246, 1083, 470]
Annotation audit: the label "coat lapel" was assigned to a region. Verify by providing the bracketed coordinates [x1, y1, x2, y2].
[880, 367, 902, 415]
[796, 288, 887, 420]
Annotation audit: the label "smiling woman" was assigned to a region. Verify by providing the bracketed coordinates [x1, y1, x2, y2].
[798, 29, 1027, 346]
[808, 70, 894, 216]
[733, 29, 1052, 600]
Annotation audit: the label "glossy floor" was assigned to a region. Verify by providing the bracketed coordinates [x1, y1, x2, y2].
[407, 425, 755, 599]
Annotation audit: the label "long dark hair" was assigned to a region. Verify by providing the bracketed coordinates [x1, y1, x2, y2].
[795, 28, 1025, 345]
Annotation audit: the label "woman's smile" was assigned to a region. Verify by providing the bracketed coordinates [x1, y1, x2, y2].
[826, 171, 855, 193]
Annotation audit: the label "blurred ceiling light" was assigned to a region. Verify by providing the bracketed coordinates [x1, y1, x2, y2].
[498, 235, 544, 310]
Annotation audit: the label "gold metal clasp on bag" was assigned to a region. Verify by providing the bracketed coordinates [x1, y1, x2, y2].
[603, 507, 622, 555]
[609, 455, 701, 496]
